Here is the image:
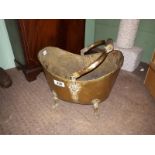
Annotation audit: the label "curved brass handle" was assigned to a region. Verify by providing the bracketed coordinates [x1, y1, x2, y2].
[70, 39, 114, 79]
[71, 52, 107, 79]
[81, 39, 114, 56]
[81, 40, 106, 56]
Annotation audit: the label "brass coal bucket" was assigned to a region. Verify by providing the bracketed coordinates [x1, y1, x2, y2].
[38, 39, 124, 111]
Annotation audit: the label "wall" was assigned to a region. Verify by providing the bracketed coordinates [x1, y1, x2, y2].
[95, 19, 120, 41]
[94, 19, 155, 63]
[135, 20, 155, 63]
[5, 19, 25, 65]
[84, 19, 95, 46]
[0, 19, 15, 69]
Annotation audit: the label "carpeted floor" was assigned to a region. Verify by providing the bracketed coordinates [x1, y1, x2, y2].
[0, 66, 155, 135]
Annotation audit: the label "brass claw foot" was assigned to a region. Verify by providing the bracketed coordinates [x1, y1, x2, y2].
[52, 91, 59, 109]
[92, 99, 100, 118]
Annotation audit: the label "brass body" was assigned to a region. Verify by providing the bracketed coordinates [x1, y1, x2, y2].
[144, 52, 155, 99]
[38, 46, 123, 105]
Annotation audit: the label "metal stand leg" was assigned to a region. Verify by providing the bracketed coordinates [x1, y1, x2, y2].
[92, 99, 100, 118]
[52, 91, 59, 109]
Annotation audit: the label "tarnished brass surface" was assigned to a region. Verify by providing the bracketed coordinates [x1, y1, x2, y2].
[71, 40, 114, 79]
[38, 43, 124, 105]
[144, 52, 155, 99]
[71, 53, 107, 79]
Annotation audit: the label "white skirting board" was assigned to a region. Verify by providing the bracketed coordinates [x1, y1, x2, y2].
[114, 44, 143, 72]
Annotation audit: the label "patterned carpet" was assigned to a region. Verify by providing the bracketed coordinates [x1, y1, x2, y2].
[0, 68, 155, 134]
